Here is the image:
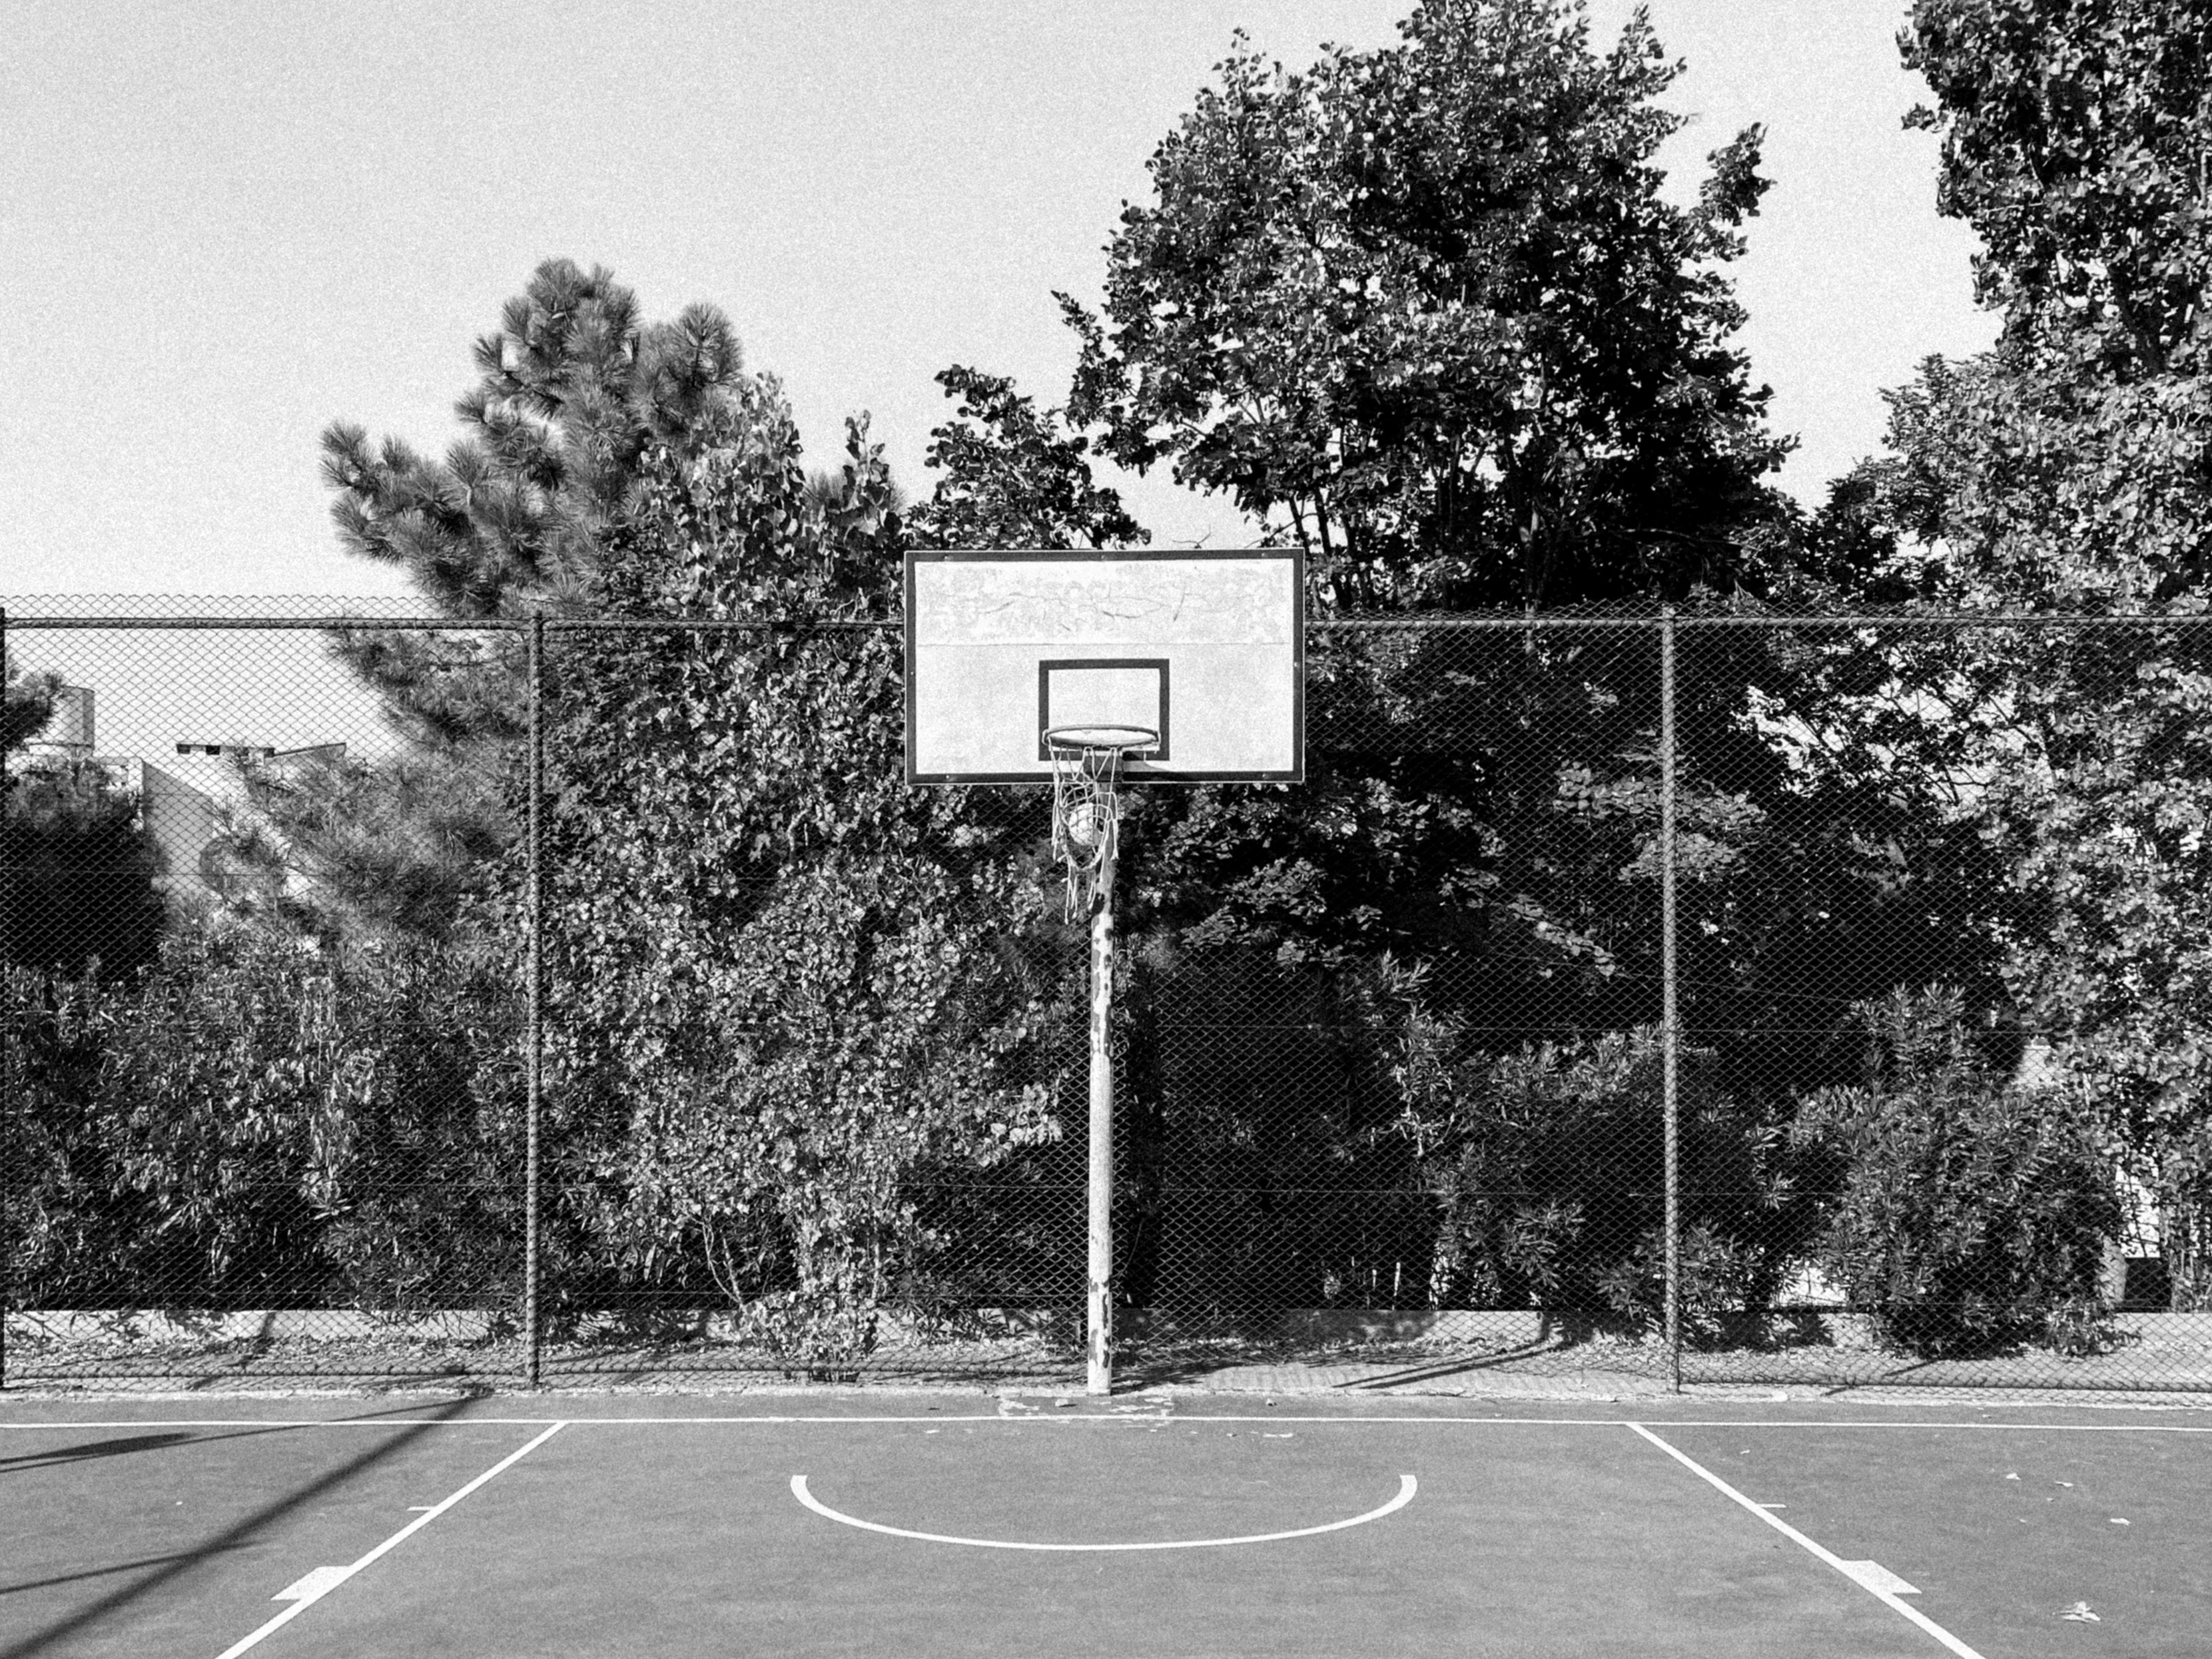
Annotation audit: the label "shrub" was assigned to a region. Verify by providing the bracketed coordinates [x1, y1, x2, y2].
[5, 907, 517, 1314]
[1793, 986, 2122, 1356]
[1389, 990, 1793, 1329]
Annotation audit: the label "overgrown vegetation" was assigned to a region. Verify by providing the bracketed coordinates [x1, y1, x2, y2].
[12, 0, 2212, 1367]
[7, 908, 515, 1315]
[1794, 988, 2123, 1356]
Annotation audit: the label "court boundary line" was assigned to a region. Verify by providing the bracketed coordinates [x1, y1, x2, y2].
[209, 1421, 566, 1659]
[790, 1471, 1417, 1550]
[8, 1413, 2212, 1432]
[1626, 1422, 1986, 1659]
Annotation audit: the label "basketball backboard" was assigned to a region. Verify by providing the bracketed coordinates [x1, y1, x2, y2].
[905, 549, 1303, 784]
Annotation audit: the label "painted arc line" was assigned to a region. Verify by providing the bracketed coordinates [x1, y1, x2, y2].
[790, 1473, 1417, 1551]
[212, 1421, 567, 1659]
[1625, 1424, 1985, 1659]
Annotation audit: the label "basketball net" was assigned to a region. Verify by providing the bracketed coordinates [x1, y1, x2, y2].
[1046, 726, 1155, 922]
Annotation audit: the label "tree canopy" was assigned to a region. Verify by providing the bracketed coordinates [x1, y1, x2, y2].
[534, 384, 1070, 1361]
[257, 260, 749, 943]
[905, 366, 1148, 551]
[1903, 0, 2211, 379]
[1065, 0, 1790, 609]
[1774, 0, 2212, 1307]
[3, 654, 161, 980]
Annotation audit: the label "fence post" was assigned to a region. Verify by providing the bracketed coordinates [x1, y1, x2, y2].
[1, 603, 9, 1392]
[1659, 606, 1681, 1392]
[524, 612, 545, 1389]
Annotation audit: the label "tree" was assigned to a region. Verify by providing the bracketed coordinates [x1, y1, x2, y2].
[3, 652, 162, 980]
[1902, 0, 2212, 380]
[1862, 1, 2212, 607]
[1048, 0, 1808, 978]
[1065, 0, 1790, 610]
[260, 259, 747, 942]
[936, 1, 1830, 1322]
[532, 382, 1069, 1365]
[905, 366, 1148, 551]
[322, 257, 744, 621]
[1782, 0, 2212, 1307]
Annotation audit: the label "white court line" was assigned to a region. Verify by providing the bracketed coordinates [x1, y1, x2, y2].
[791, 1471, 1417, 1550]
[1627, 1418, 2212, 1433]
[1626, 1423, 1986, 1659]
[5, 1413, 2212, 1431]
[210, 1421, 566, 1659]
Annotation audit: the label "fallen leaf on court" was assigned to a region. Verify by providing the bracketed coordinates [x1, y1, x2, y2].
[2061, 1602, 2099, 1622]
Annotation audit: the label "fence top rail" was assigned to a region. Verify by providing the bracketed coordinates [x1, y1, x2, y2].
[0, 612, 895, 633]
[7, 604, 2211, 633]
[1320, 612, 2212, 631]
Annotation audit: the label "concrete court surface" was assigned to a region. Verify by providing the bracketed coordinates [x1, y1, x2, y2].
[3, 1393, 2208, 1658]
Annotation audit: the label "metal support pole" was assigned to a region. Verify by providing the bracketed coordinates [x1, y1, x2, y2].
[1086, 810, 1118, 1397]
[1659, 607, 1682, 1392]
[524, 613, 545, 1389]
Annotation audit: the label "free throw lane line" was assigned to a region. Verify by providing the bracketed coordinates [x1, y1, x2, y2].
[791, 1472, 1416, 1550]
[212, 1421, 567, 1659]
[1625, 1423, 1985, 1659]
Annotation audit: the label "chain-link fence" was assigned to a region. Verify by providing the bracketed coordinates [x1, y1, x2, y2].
[6, 597, 2211, 1393]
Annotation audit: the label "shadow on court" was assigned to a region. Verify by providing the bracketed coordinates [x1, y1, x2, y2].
[0, 1397, 498, 1659]
[0, 1431, 198, 1473]
[3, 1395, 2208, 1658]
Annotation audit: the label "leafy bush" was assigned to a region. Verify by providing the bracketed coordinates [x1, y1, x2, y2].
[1386, 980, 1792, 1331]
[5, 907, 517, 1314]
[3, 751, 164, 982]
[1793, 986, 2122, 1356]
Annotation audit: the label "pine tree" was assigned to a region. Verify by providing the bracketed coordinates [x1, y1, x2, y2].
[258, 260, 746, 941]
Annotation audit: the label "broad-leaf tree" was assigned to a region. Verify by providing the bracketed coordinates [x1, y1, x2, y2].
[536, 384, 1069, 1365]
[905, 366, 1148, 551]
[1008, 1, 1808, 1314]
[1904, 0, 2211, 381]
[1784, 0, 2212, 1306]
[1065, 0, 1790, 610]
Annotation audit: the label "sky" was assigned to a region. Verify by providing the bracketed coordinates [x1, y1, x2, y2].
[3, 0, 1995, 605]
[3, 1, 1997, 763]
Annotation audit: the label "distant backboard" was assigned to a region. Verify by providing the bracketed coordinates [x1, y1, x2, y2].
[905, 549, 1303, 784]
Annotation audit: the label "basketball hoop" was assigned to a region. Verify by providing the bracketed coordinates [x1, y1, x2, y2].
[906, 549, 1302, 1400]
[1045, 725, 1156, 921]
